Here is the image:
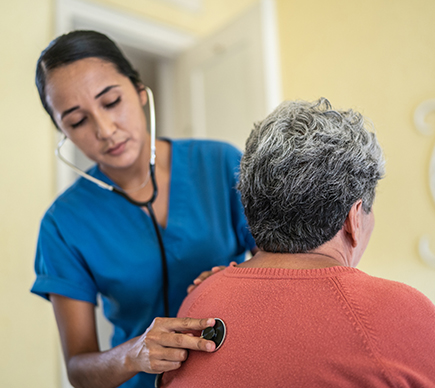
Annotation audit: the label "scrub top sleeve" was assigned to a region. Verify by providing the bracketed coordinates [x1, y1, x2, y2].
[31, 212, 98, 304]
[227, 145, 256, 254]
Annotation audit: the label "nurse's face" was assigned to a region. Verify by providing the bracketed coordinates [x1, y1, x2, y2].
[45, 57, 148, 172]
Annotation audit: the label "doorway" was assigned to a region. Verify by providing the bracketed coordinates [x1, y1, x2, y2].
[54, 0, 281, 386]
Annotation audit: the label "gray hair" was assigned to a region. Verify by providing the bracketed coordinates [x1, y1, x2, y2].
[238, 98, 385, 253]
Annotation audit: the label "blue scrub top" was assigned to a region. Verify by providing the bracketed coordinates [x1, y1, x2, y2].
[31, 139, 255, 388]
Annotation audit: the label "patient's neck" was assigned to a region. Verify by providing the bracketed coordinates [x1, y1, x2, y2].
[239, 250, 346, 270]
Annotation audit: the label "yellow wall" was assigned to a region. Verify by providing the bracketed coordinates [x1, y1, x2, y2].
[0, 0, 59, 387]
[2, 0, 435, 387]
[94, 0, 258, 36]
[0, 1, 260, 387]
[276, 0, 435, 301]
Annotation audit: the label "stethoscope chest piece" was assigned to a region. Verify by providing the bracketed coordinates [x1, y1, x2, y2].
[201, 318, 226, 351]
[155, 318, 227, 387]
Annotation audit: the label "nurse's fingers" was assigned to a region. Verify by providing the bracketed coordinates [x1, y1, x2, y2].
[194, 268, 222, 284]
[156, 317, 215, 333]
[187, 270, 214, 293]
[159, 332, 216, 352]
[146, 317, 216, 352]
[187, 262, 237, 294]
[146, 359, 183, 374]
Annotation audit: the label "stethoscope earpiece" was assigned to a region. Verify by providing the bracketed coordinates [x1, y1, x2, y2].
[201, 318, 226, 352]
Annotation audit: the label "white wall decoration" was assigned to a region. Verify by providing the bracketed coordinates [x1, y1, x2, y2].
[414, 99, 435, 268]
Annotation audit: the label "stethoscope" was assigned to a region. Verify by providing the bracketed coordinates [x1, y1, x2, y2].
[55, 86, 170, 317]
[56, 88, 227, 382]
[154, 318, 226, 387]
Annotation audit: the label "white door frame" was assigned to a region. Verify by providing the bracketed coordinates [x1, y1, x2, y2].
[260, 0, 282, 114]
[55, 0, 195, 57]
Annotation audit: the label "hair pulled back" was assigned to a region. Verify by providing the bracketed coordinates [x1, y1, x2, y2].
[35, 30, 142, 128]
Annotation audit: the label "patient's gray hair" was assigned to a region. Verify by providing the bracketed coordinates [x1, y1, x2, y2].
[238, 98, 385, 253]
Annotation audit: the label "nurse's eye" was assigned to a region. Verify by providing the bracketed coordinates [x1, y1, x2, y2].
[71, 117, 87, 128]
[106, 97, 121, 108]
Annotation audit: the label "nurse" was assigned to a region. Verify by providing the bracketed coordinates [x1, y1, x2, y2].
[31, 30, 256, 388]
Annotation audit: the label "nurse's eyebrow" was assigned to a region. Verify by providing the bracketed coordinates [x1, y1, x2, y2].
[95, 85, 120, 99]
[60, 85, 121, 120]
[61, 106, 79, 120]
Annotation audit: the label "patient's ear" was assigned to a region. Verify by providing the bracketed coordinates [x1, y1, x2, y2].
[343, 200, 363, 248]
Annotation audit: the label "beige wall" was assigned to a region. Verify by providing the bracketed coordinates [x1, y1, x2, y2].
[276, 0, 435, 301]
[0, 1, 260, 387]
[2, 0, 435, 387]
[0, 0, 59, 387]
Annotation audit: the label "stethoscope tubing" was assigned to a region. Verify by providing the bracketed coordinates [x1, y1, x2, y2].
[55, 86, 170, 317]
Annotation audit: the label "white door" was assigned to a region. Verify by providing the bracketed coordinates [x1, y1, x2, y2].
[174, 0, 282, 150]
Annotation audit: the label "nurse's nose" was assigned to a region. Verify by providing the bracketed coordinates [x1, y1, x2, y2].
[95, 113, 117, 139]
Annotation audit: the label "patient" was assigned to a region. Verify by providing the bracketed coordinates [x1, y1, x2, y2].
[161, 99, 435, 387]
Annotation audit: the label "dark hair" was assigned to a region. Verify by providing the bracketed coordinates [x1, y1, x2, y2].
[35, 30, 142, 128]
[238, 98, 385, 254]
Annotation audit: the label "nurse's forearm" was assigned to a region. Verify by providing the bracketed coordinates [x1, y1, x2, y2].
[66, 317, 216, 388]
[67, 339, 137, 388]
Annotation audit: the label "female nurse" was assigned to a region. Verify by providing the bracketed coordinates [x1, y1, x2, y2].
[31, 30, 256, 388]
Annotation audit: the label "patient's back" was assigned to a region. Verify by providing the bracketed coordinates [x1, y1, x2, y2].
[161, 265, 435, 388]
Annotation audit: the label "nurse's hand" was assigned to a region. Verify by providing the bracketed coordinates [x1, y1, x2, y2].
[126, 317, 217, 374]
[187, 262, 237, 294]
[51, 295, 216, 387]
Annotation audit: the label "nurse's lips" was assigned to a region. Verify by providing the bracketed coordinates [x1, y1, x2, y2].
[106, 140, 127, 156]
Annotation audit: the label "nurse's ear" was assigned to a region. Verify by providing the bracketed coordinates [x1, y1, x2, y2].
[136, 84, 148, 107]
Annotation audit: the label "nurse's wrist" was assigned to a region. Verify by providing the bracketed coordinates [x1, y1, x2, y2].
[123, 337, 141, 373]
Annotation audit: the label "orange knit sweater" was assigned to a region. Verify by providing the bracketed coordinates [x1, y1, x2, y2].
[162, 265, 435, 387]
